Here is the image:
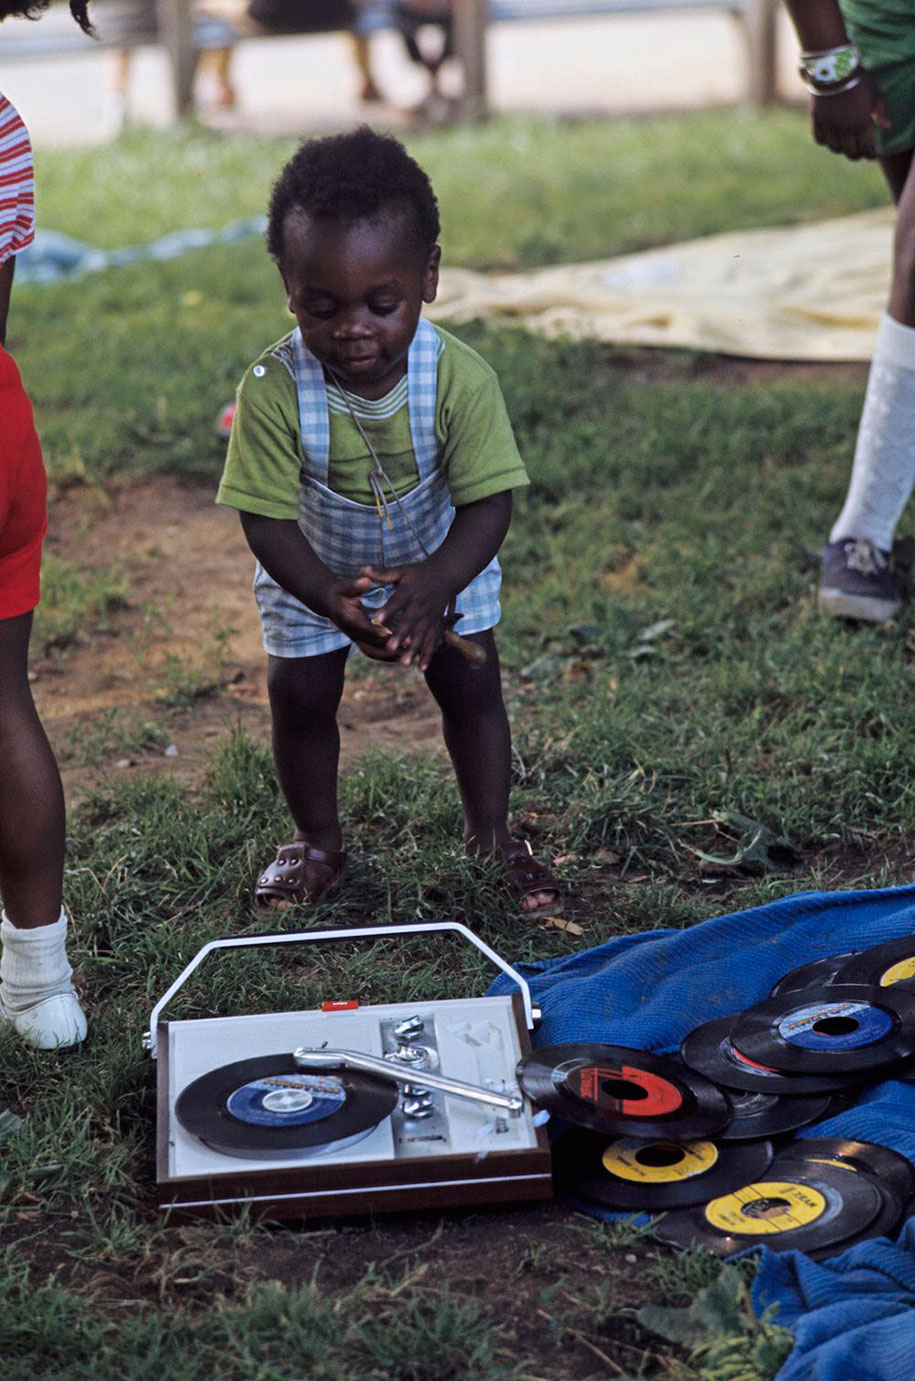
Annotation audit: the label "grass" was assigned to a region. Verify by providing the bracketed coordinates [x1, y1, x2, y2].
[1, 110, 906, 1376]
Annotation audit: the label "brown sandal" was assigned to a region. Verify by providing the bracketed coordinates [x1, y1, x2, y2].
[498, 841, 562, 915]
[254, 840, 347, 911]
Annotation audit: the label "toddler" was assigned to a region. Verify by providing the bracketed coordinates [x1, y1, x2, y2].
[218, 127, 559, 914]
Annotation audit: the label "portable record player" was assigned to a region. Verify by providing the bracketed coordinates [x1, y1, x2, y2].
[149, 922, 552, 1221]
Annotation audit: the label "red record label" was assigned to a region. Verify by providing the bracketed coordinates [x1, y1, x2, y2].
[569, 1063, 685, 1116]
[729, 1043, 780, 1073]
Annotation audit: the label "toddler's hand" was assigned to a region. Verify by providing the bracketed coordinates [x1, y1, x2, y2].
[360, 563, 453, 672]
[329, 574, 391, 650]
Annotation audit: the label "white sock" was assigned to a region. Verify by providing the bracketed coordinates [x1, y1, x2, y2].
[830, 313, 915, 551]
[0, 909, 75, 1012]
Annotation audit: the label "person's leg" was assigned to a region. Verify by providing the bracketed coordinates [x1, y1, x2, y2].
[256, 647, 350, 908]
[349, 32, 382, 102]
[424, 631, 558, 911]
[0, 612, 86, 1048]
[821, 149, 915, 620]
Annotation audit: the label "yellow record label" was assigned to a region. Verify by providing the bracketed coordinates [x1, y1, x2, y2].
[807, 1157, 851, 1172]
[601, 1138, 719, 1183]
[880, 957, 915, 987]
[705, 1181, 827, 1235]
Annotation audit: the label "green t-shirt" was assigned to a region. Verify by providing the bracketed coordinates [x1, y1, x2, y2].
[217, 323, 529, 518]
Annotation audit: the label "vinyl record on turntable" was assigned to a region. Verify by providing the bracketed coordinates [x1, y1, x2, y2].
[680, 1015, 862, 1094]
[516, 1044, 731, 1139]
[769, 953, 857, 997]
[652, 1162, 890, 1261]
[835, 937, 915, 994]
[728, 984, 915, 1075]
[716, 1086, 835, 1142]
[772, 1136, 915, 1207]
[552, 1128, 774, 1210]
[176, 1053, 399, 1160]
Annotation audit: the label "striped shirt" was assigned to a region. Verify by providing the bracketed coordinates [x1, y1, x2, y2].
[0, 91, 35, 268]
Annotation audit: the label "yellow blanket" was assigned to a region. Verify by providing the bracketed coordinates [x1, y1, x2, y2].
[430, 208, 894, 363]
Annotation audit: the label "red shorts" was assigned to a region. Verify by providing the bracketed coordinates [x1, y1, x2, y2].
[0, 346, 47, 620]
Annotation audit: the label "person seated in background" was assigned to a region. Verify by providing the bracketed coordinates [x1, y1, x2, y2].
[101, 0, 238, 128]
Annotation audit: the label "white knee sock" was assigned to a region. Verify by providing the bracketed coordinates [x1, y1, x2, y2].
[0, 909, 75, 1011]
[830, 313, 915, 551]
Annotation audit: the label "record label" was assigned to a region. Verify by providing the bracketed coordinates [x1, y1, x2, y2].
[776, 1000, 893, 1050]
[705, 1181, 827, 1234]
[225, 1073, 346, 1127]
[568, 1063, 683, 1117]
[881, 958, 915, 987]
[601, 1138, 719, 1183]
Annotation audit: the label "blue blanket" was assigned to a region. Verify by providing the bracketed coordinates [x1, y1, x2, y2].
[489, 883, 915, 1380]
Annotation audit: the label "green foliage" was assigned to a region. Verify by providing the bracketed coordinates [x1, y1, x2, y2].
[638, 1265, 794, 1380]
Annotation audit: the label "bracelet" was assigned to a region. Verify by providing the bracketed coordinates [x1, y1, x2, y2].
[806, 74, 862, 98]
[799, 42, 859, 90]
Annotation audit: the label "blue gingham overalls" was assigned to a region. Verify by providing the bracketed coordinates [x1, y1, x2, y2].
[254, 318, 502, 658]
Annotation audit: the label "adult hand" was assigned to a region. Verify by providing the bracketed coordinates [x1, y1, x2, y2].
[360, 562, 453, 672]
[811, 70, 890, 160]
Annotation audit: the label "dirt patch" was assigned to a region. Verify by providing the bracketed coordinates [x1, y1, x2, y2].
[35, 476, 448, 805]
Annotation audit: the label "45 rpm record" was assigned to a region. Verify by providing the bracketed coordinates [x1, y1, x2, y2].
[770, 953, 857, 998]
[729, 984, 915, 1075]
[680, 1015, 862, 1094]
[717, 1087, 834, 1142]
[773, 1137, 915, 1207]
[653, 1163, 887, 1261]
[835, 937, 915, 994]
[551, 1127, 773, 1210]
[517, 1044, 731, 1139]
[176, 1054, 399, 1161]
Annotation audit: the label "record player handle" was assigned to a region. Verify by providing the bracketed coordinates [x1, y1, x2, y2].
[293, 1046, 525, 1117]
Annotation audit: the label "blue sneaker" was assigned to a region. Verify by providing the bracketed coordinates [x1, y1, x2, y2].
[819, 538, 901, 623]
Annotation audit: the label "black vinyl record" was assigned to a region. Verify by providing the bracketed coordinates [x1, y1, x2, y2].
[717, 1087, 835, 1142]
[680, 1015, 862, 1095]
[652, 1161, 888, 1261]
[516, 1044, 732, 1140]
[835, 937, 915, 994]
[728, 984, 915, 1075]
[552, 1127, 774, 1210]
[770, 953, 857, 998]
[772, 1137, 915, 1207]
[176, 1053, 399, 1160]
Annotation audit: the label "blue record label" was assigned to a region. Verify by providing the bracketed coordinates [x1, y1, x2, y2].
[776, 1000, 893, 1051]
[226, 1073, 348, 1127]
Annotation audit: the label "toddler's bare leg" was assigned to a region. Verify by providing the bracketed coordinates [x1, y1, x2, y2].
[267, 646, 349, 853]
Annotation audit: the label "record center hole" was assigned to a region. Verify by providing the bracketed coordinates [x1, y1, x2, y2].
[742, 1197, 791, 1220]
[812, 1017, 858, 1036]
[600, 1078, 649, 1102]
[634, 1145, 684, 1167]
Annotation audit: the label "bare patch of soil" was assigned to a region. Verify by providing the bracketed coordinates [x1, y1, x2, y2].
[35, 476, 447, 805]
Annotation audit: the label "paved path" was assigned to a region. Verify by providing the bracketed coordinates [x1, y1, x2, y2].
[1, 9, 799, 147]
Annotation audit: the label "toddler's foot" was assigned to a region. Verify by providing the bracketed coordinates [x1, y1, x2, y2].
[467, 835, 561, 915]
[819, 538, 901, 623]
[0, 910, 87, 1051]
[254, 838, 347, 911]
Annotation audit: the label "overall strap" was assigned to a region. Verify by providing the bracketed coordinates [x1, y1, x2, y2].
[406, 317, 444, 479]
[292, 327, 330, 481]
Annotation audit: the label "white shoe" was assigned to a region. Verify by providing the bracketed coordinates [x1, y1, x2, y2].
[0, 990, 87, 1050]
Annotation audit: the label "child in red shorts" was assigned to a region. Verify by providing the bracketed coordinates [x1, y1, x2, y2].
[0, 23, 90, 1048]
